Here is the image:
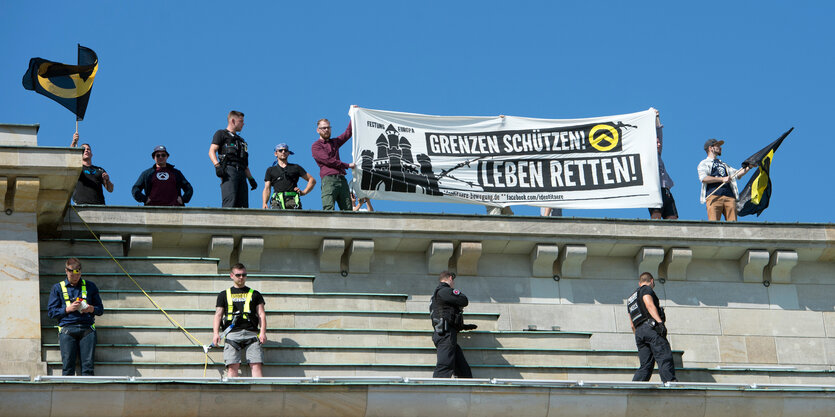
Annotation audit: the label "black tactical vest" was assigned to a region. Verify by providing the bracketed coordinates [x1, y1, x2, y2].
[220, 132, 249, 165]
[627, 287, 648, 326]
[430, 284, 463, 328]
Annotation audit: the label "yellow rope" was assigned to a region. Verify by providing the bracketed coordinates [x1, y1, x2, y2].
[68, 205, 219, 377]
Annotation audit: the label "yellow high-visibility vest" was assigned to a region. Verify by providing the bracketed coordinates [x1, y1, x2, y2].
[225, 288, 254, 321]
[60, 279, 86, 306]
[58, 280, 93, 332]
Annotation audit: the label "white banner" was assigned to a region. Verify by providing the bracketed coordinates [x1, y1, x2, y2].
[350, 107, 661, 209]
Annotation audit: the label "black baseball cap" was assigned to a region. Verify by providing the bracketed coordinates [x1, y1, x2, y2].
[704, 138, 724, 152]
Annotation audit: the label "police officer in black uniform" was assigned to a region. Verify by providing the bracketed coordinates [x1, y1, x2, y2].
[430, 271, 477, 378]
[627, 272, 677, 382]
[209, 110, 258, 207]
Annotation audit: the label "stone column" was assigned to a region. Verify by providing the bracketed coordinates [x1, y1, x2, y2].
[0, 209, 46, 375]
[0, 125, 81, 376]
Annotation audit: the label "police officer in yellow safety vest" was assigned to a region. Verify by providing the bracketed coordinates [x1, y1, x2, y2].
[46, 257, 104, 375]
[213, 263, 267, 377]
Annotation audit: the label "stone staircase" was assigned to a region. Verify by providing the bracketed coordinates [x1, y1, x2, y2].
[38, 238, 832, 384]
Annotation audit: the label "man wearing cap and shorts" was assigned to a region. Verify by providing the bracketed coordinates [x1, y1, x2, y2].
[262, 143, 316, 209]
[209, 110, 258, 208]
[131, 145, 194, 206]
[697, 139, 751, 221]
[213, 263, 267, 377]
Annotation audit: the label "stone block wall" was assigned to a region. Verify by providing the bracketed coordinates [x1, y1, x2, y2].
[56, 207, 835, 373]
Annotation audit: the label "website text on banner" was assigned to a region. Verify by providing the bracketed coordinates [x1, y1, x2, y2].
[350, 107, 661, 210]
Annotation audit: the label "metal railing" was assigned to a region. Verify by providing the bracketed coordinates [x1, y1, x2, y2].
[21, 375, 835, 391]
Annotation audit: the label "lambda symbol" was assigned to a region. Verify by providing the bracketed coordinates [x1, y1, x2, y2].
[36, 62, 97, 99]
[589, 124, 619, 152]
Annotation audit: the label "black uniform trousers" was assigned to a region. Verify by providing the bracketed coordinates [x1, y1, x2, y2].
[432, 329, 472, 378]
[632, 321, 677, 382]
[221, 163, 248, 208]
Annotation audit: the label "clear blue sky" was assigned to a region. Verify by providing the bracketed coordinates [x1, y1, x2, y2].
[2, 1, 831, 222]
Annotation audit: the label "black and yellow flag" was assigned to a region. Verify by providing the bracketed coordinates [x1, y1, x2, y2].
[22, 44, 98, 121]
[737, 128, 793, 217]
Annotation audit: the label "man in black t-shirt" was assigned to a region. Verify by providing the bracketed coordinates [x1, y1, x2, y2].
[209, 110, 258, 208]
[627, 272, 677, 382]
[213, 263, 267, 377]
[71, 133, 113, 205]
[262, 143, 316, 210]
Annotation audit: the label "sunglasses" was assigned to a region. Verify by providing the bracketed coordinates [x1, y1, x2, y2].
[66, 268, 81, 274]
[276, 149, 289, 153]
[233, 273, 248, 278]
[154, 153, 169, 158]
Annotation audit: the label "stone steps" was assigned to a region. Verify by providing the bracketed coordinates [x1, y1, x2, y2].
[40, 362, 634, 379]
[39, 256, 220, 274]
[39, 290, 411, 311]
[39, 308, 501, 331]
[37, 246, 687, 382]
[38, 272, 315, 293]
[41, 327, 592, 349]
[41, 343, 680, 368]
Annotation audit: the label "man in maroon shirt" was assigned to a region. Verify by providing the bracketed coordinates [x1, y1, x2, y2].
[131, 145, 194, 206]
[311, 114, 356, 210]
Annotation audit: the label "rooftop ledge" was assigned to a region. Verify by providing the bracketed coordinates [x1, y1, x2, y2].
[0, 144, 82, 232]
[65, 206, 834, 264]
[14, 375, 835, 391]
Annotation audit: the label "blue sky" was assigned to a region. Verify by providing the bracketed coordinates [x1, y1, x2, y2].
[2, 1, 832, 222]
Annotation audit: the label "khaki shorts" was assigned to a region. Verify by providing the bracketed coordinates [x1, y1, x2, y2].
[706, 195, 737, 221]
[223, 329, 263, 365]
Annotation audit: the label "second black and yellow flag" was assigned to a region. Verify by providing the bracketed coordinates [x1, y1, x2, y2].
[737, 128, 793, 217]
[22, 44, 98, 121]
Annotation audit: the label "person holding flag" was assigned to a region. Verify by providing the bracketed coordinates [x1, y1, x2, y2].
[70, 133, 114, 205]
[697, 139, 751, 221]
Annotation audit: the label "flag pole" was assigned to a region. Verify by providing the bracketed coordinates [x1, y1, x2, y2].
[71, 120, 79, 147]
[705, 181, 728, 199]
[704, 167, 752, 199]
[75, 43, 80, 139]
